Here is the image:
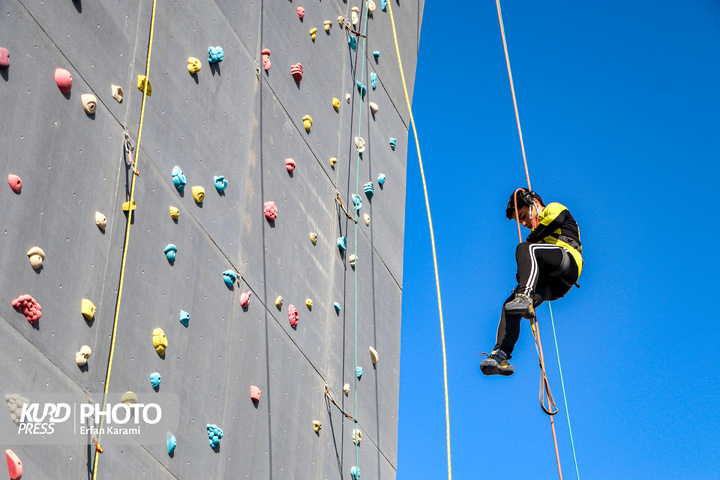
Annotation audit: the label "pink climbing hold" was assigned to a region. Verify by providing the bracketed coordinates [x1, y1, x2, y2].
[261, 48, 271, 71]
[11, 294, 42, 324]
[8, 174, 22, 194]
[264, 201, 278, 221]
[0, 48, 9, 69]
[297, 7, 305, 19]
[5, 450, 22, 480]
[285, 158, 296, 172]
[291, 63, 303, 83]
[250, 385, 261, 402]
[55, 68, 73, 94]
[240, 291, 252, 308]
[288, 305, 299, 328]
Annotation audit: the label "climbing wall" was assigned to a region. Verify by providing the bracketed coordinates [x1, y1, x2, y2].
[0, 1, 422, 478]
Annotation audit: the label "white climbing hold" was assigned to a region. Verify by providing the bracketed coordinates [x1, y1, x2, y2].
[346, 93, 351, 103]
[355, 137, 365, 153]
[76, 345, 92, 366]
[95, 211, 107, 230]
[364, 213, 370, 226]
[26, 247, 45, 269]
[369, 346, 379, 365]
[111, 85, 124, 102]
[369, 102, 379, 115]
[351, 6, 360, 25]
[352, 428, 362, 445]
[343, 383, 350, 395]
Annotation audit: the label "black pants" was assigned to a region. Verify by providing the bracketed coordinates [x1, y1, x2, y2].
[494, 243, 579, 356]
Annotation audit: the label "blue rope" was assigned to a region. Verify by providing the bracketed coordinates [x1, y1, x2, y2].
[548, 303, 580, 480]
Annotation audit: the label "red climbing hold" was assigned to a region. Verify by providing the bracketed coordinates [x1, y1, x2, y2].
[261, 49, 271, 71]
[297, 7, 305, 19]
[264, 201, 278, 221]
[0, 48, 9, 69]
[11, 294, 41, 324]
[8, 174, 22, 194]
[240, 291, 252, 308]
[5, 450, 22, 480]
[250, 385, 261, 402]
[285, 158, 296, 172]
[55, 68, 73, 94]
[288, 305, 299, 328]
[291, 63, 303, 83]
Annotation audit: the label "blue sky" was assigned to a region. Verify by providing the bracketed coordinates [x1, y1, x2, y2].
[398, 1, 720, 479]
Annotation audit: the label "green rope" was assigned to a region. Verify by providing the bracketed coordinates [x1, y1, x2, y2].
[548, 303, 580, 480]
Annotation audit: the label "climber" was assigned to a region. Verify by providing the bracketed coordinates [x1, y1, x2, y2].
[480, 188, 583, 376]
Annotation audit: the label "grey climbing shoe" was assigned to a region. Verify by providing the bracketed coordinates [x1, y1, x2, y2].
[504, 293, 535, 319]
[480, 350, 514, 376]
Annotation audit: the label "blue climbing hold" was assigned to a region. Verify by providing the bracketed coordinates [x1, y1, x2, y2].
[337, 236, 347, 251]
[352, 194, 362, 211]
[208, 46, 224, 63]
[164, 244, 177, 263]
[222, 269, 237, 288]
[348, 35, 357, 51]
[373, 51, 380, 61]
[334, 302, 342, 313]
[356, 81, 366, 100]
[377, 173, 386, 186]
[167, 432, 177, 455]
[214, 175, 227, 193]
[351, 466, 361, 480]
[150, 372, 162, 390]
[356, 366, 363, 379]
[179, 310, 190, 327]
[207, 424, 224, 448]
[364, 182, 374, 198]
[381, 0, 388, 11]
[171, 166, 186, 192]
[370, 72, 377, 90]
[389, 138, 396, 150]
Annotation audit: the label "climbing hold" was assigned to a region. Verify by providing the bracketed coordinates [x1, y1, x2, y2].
[81, 94, 97, 115]
[346, 93, 351, 103]
[167, 432, 177, 455]
[187, 57, 202, 74]
[291, 63, 303, 83]
[305, 298, 313, 309]
[364, 213, 370, 226]
[171, 166, 186, 192]
[214, 175, 228, 193]
[206, 424, 224, 448]
[302, 114, 313, 131]
[152, 327, 168, 356]
[5, 394, 30, 424]
[351, 466, 361, 480]
[351, 6, 360, 25]
[275, 296, 283, 309]
[122, 200, 137, 212]
[111, 84, 124, 102]
[288, 305, 299, 328]
[121, 391, 137, 405]
[332, 97, 341, 111]
[55, 68, 73, 94]
[352, 194, 362, 211]
[369, 102, 379, 115]
[330, 157, 338, 167]
[348, 35, 357, 51]
[389, 138, 396, 150]
[334, 302, 341, 313]
[338, 15, 345, 27]
[356, 81, 366, 99]
[310, 28, 317, 41]
[364, 182, 374, 198]
[81, 299, 96, 321]
[169, 206, 180, 220]
[240, 291, 252, 308]
[349, 254, 357, 268]
[337, 236, 347, 251]
[356, 366, 363, 379]
[75, 345, 92, 366]
[192, 186, 205, 204]
[95, 212, 107, 230]
[369, 346, 379, 364]
[250, 385, 261, 402]
[343, 383, 350, 395]
[261, 48, 271, 70]
[7, 174, 22, 194]
[309, 232, 318, 245]
[0, 48, 9, 69]
[297, 7, 305, 19]
[26, 247, 45, 269]
[313, 420, 322, 433]
[150, 372, 162, 389]
[11, 295, 41, 324]
[352, 428, 362, 445]
[208, 46, 224, 64]
[222, 270, 237, 287]
[368, 0, 377, 13]
[137, 75, 152, 96]
[370, 72, 378, 90]
[264, 200, 278, 221]
[179, 310, 190, 327]
[164, 244, 177, 263]
[381, 0, 388, 11]
[285, 158, 296, 172]
[377, 173, 386, 185]
[5, 450, 22, 480]
[355, 136, 366, 153]
[373, 51, 380, 61]
[324, 20, 332, 32]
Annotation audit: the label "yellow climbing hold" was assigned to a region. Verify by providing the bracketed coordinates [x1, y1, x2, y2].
[152, 327, 168, 356]
[137, 75, 152, 96]
[313, 420, 322, 432]
[192, 186, 205, 204]
[306, 298, 314, 309]
[187, 57, 202, 74]
[81, 299, 97, 321]
[302, 115, 313, 132]
[337, 15, 345, 27]
[122, 200, 137, 212]
[310, 232, 318, 245]
[275, 295, 283, 309]
[310, 28, 317, 40]
[330, 157, 338, 167]
[324, 20, 332, 32]
[121, 391, 138, 405]
[169, 206, 180, 220]
[332, 97, 341, 111]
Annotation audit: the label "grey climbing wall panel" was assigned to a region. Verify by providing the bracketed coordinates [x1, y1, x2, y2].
[0, 1, 422, 478]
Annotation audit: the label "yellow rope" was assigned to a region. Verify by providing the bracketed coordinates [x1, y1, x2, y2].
[92, 1, 157, 477]
[387, 4, 451, 479]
